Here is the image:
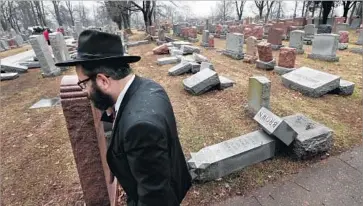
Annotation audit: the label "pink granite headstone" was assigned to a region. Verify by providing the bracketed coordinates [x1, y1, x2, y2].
[257, 42, 273, 62]
[208, 34, 214, 47]
[268, 28, 283, 45]
[60, 75, 117, 206]
[189, 27, 197, 38]
[339, 31, 349, 43]
[278, 47, 296, 68]
[148, 26, 156, 36]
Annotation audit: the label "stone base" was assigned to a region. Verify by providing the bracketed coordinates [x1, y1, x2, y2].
[328, 79, 355, 96]
[188, 37, 199, 43]
[350, 47, 363, 54]
[271, 44, 284, 50]
[307, 53, 339, 62]
[303, 38, 313, 45]
[243, 55, 258, 64]
[338, 43, 348, 50]
[256, 59, 276, 70]
[220, 35, 226, 39]
[222, 50, 244, 60]
[356, 41, 363, 45]
[274, 66, 295, 75]
[42, 68, 61, 78]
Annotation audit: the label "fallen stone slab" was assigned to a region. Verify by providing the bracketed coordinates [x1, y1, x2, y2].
[218, 76, 235, 90]
[193, 53, 209, 63]
[168, 62, 192, 76]
[127, 40, 149, 47]
[254, 107, 297, 146]
[181, 45, 200, 55]
[0, 72, 19, 81]
[157, 57, 179, 65]
[169, 48, 183, 56]
[188, 130, 276, 182]
[274, 66, 295, 75]
[172, 41, 192, 49]
[1, 62, 28, 73]
[328, 79, 355, 96]
[183, 68, 220, 95]
[350, 47, 363, 54]
[153, 44, 169, 55]
[256, 59, 276, 70]
[180, 55, 196, 64]
[281, 67, 340, 98]
[188, 37, 199, 43]
[200, 62, 214, 71]
[283, 114, 333, 159]
[19, 61, 41, 69]
[30, 97, 61, 109]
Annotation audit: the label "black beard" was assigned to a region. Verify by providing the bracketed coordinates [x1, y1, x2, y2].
[88, 82, 115, 111]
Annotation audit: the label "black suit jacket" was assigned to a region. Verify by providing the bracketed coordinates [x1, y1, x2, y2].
[106, 75, 192, 206]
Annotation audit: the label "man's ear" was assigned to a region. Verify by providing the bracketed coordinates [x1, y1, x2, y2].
[96, 73, 111, 89]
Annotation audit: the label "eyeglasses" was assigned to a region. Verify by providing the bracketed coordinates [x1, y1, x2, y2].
[77, 77, 92, 89]
[77, 75, 111, 89]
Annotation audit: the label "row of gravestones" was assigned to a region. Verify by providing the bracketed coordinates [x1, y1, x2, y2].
[0, 35, 25, 51]
[221, 32, 355, 97]
[188, 74, 334, 182]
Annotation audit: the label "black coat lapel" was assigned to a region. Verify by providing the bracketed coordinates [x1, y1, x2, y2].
[108, 75, 143, 150]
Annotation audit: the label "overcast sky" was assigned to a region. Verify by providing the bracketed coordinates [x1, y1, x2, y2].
[63, 1, 344, 19]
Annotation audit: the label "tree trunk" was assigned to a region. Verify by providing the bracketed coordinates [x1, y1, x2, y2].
[293, 1, 297, 18]
[52, 1, 63, 26]
[322, 1, 333, 24]
[30, 1, 39, 26]
[302, 1, 305, 17]
[349, 2, 357, 24]
[258, 7, 263, 20]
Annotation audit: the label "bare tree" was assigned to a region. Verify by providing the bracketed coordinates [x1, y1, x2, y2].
[130, 1, 156, 28]
[52, 1, 62, 26]
[215, 0, 234, 21]
[322, 1, 334, 24]
[254, 1, 265, 20]
[302, 1, 305, 17]
[33, 1, 47, 26]
[343, 1, 357, 22]
[265, 1, 275, 23]
[235, 1, 246, 20]
[105, 1, 133, 31]
[64, 1, 75, 26]
[293, 1, 298, 18]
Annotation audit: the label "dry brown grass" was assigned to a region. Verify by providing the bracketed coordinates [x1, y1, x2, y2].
[0, 45, 33, 59]
[0, 29, 362, 206]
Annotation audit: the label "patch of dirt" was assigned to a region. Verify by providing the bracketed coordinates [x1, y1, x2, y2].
[0, 45, 32, 59]
[0, 29, 361, 206]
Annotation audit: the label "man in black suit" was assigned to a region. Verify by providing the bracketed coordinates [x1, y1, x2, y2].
[56, 30, 192, 206]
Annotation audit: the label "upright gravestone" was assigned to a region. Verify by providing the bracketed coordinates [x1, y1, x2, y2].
[60, 75, 117, 206]
[274, 47, 297, 75]
[246, 76, 271, 116]
[289, 30, 305, 54]
[188, 130, 276, 182]
[243, 36, 258, 64]
[256, 42, 276, 70]
[0, 39, 9, 50]
[317, 24, 332, 34]
[200, 30, 210, 47]
[222, 33, 244, 60]
[303, 24, 315, 44]
[49, 32, 71, 71]
[29, 35, 61, 77]
[281, 66, 340, 97]
[335, 23, 348, 33]
[356, 29, 363, 45]
[308, 34, 339, 62]
[158, 29, 166, 41]
[75, 21, 83, 38]
[267, 28, 284, 50]
[338, 31, 349, 50]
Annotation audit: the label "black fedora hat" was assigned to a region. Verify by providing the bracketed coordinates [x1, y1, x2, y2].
[55, 30, 141, 67]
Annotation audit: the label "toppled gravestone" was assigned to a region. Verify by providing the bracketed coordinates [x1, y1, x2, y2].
[328, 79, 355, 96]
[172, 41, 192, 49]
[254, 107, 297, 146]
[193, 53, 209, 63]
[218, 76, 235, 90]
[281, 67, 340, 98]
[188, 130, 276, 182]
[0, 72, 19, 81]
[283, 114, 333, 159]
[190, 62, 201, 74]
[183, 68, 220, 95]
[168, 62, 192, 76]
[200, 62, 214, 71]
[153, 44, 169, 55]
[157, 57, 179, 65]
[181, 45, 200, 55]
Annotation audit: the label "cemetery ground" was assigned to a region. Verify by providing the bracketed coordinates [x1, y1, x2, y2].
[1, 30, 362, 205]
